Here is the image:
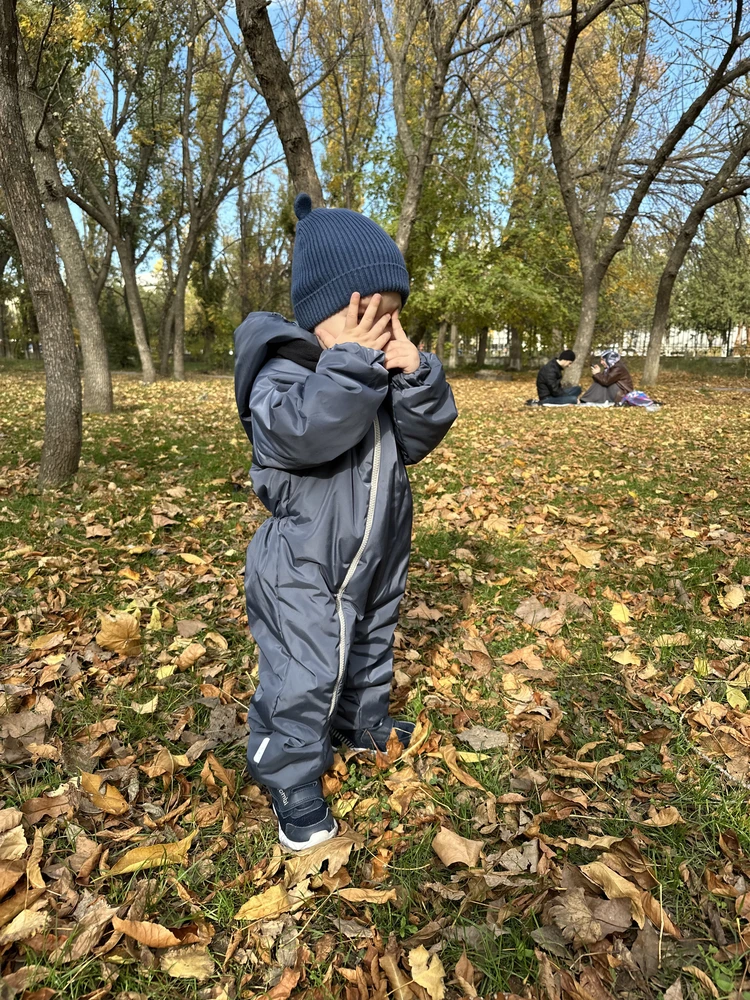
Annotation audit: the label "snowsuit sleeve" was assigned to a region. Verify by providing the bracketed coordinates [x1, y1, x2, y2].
[389, 352, 457, 465]
[248, 343, 390, 470]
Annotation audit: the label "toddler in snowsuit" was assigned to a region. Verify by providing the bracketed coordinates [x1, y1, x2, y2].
[234, 193, 457, 850]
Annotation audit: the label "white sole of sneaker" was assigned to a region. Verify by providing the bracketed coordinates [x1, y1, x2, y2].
[277, 819, 339, 853]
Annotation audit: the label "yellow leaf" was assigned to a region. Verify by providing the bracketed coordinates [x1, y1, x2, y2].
[610, 603, 631, 623]
[408, 945, 446, 1000]
[204, 631, 228, 650]
[653, 632, 690, 648]
[80, 772, 129, 816]
[580, 861, 645, 926]
[431, 827, 482, 867]
[96, 612, 141, 656]
[721, 585, 746, 610]
[672, 675, 697, 699]
[161, 945, 215, 981]
[146, 608, 162, 631]
[563, 541, 601, 569]
[29, 631, 66, 651]
[336, 887, 397, 904]
[112, 916, 181, 948]
[174, 643, 206, 670]
[130, 694, 159, 715]
[109, 832, 195, 875]
[609, 650, 641, 666]
[234, 884, 292, 921]
[681, 528, 699, 538]
[726, 686, 748, 711]
[179, 553, 206, 565]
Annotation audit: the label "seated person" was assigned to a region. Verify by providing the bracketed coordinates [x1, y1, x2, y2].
[580, 350, 634, 404]
[535, 350, 581, 405]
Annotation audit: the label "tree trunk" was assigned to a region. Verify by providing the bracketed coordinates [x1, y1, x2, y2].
[16, 38, 112, 412]
[237, 165, 251, 318]
[508, 327, 522, 371]
[0, 249, 9, 357]
[0, 0, 81, 486]
[116, 239, 156, 382]
[172, 262, 190, 382]
[436, 320, 447, 362]
[159, 293, 175, 377]
[235, 0, 325, 205]
[565, 272, 601, 385]
[449, 322, 459, 368]
[476, 326, 489, 368]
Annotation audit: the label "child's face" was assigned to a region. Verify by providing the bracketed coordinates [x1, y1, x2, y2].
[315, 291, 403, 342]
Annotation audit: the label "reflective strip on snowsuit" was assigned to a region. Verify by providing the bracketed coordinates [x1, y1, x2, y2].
[234, 312, 457, 789]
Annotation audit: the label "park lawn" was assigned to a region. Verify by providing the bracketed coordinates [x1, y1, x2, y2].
[0, 367, 749, 999]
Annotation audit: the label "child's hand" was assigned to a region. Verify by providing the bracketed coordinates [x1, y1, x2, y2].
[591, 364, 601, 374]
[383, 311, 420, 374]
[317, 292, 392, 352]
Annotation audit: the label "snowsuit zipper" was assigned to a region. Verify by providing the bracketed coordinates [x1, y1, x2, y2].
[326, 416, 382, 722]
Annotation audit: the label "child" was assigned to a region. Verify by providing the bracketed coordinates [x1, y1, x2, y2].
[234, 193, 457, 850]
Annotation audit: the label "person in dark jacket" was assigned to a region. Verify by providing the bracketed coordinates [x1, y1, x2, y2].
[535, 350, 581, 404]
[234, 193, 457, 851]
[580, 349, 634, 404]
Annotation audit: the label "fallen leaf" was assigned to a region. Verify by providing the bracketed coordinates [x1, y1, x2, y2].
[234, 884, 292, 921]
[174, 643, 206, 670]
[407, 602, 443, 621]
[563, 541, 601, 569]
[96, 612, 141, 656]
[609, 650, 641, 666]
[0, 826, 27, 862]
[284, 831, 361, 888]
[643, 806, 684, 828]
[177, 618, 206, 638]
[130, 694, 159, 715]
[438, 745, 487, 792]
[458, 726, 508, 751]
[109, 832, 195, 875]
[653, 632, 690, 648]
[550, 888, 603, 946]
[682, 967, 719, 998]
[0, 908, 48, 945]
[409, 944, 446, 1000]
[80, 772, 129, 816]
[432, 827, 482, 867]
[721, 585, 746, 610]
[580, 861, 645, 926]
[610, 602, 631, 623]
[455, 950, 478, 997]
[161, 944, 215, 981]
[515, 597, 551, 626]
[336, 887, 397, 904]
[112, 916, 181, 948]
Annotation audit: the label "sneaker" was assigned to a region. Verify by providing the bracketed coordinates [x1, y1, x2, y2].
[331, 718, 416, 754]
[270, 780, 338, 851]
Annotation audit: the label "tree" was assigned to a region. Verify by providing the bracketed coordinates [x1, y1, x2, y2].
[528, 0, 750, 384]
[0, 0, 81, 486]
[16, 35, 113, 412]
[235, 0, 325, 204]
[642, 120, 750, 384]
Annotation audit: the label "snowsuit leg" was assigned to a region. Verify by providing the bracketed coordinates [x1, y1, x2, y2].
[244, 519, 357, 790]
[332, 503, 411, 731]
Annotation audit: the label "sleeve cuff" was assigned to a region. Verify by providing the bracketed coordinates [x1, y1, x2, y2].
[391, 353, 432, 388]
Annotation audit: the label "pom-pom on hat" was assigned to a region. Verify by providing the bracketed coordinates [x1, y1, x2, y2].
[290, 192, 410, 332]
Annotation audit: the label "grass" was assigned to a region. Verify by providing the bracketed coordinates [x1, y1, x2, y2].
[1, 367, 750, 997]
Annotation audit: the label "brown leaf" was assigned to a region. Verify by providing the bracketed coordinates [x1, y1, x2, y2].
[455, 949, 478, 997]
[264, 966, 302, 999]
[174, 642, 206, 670]
[284, 830, 362, 888]
[0, 907, 48, 945]
[407, 602, 443, 621]
[579, 861, 645, 926]
[112, 916, 181, 948]
[643, 806, 684, 828]
[515, 597, 552, 626]
[21, 785, 74, 825]
[502, 645, 544, 671]
[96, 612, 141, 656]
[682, 967, 719, 998]
[438, 745, 487, 792]
[381, 943, 415, 1000]
[0, 825, 27, 862]
[432, 827, 482, 867]
[549, 888, 603, 946]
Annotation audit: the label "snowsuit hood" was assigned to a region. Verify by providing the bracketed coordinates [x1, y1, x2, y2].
[234, 311, 319, 445]
[234, 311, 457, 790]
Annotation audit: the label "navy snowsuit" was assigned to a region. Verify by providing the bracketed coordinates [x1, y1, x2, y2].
[234, 312, 457, 789]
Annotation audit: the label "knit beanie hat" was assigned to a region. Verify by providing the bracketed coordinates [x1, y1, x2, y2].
[559, 350, 576, 361]
[290, 193, 410, 332]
